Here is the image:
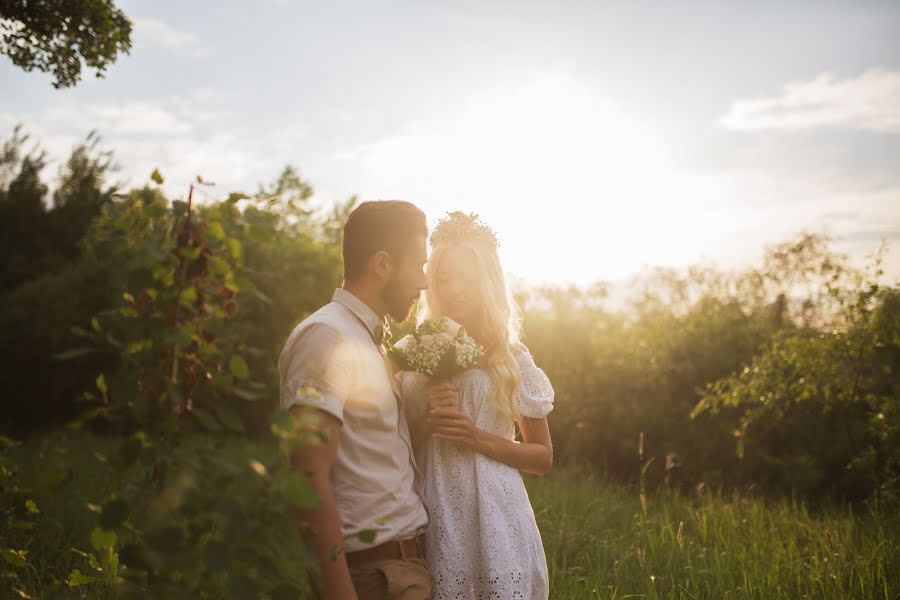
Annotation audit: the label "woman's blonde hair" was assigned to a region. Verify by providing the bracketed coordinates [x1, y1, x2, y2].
[419, 236, 523, 417]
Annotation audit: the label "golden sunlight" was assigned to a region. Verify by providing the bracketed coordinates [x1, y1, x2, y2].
[357, 70, 742, 283]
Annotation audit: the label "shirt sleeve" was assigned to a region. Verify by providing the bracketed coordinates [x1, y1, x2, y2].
[279, 322, 356, 422]
[515, 346, 555, 419]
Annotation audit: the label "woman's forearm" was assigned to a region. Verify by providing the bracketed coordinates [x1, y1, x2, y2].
[472, 430, 552, 476]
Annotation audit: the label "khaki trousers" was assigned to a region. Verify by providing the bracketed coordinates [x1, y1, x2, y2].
[349, 556, 431, 600]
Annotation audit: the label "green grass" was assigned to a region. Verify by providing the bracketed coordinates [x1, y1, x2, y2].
[526, 471, 900, 599]
[3, 432, 899, 599]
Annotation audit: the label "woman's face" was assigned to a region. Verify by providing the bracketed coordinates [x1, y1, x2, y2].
[434, 245, 482, 326]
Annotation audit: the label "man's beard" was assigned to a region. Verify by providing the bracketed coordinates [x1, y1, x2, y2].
[381, 279, 417, 322]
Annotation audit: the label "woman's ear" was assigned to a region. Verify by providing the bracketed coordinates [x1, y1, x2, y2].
[371, 250, 394, 282]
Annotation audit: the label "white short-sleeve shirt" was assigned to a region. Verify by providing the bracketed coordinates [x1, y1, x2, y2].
[278, 288, 429, 551]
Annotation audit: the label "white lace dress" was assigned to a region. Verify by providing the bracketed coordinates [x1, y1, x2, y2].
[398, 347, 554, 600]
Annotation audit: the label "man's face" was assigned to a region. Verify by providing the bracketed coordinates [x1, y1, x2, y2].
[381, 233, 428, 322]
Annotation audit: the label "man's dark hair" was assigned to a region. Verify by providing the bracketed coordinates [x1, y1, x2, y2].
[342, 200, 427, 282]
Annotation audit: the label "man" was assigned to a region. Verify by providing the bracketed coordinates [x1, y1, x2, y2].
[278, 200, 431, 599]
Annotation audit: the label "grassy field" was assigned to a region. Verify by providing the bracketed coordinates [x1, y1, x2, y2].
[527, 472, 899, 599]
[3, 431, 899, 599]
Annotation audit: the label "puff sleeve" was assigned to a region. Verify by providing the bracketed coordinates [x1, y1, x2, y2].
[515, 347, 554, 418]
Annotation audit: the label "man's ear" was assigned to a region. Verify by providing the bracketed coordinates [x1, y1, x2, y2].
[370, 250, 394, 282]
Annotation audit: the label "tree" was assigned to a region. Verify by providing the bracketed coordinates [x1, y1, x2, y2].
[0, 127, 117, 291]
[49, 130, 119, 261]
[0, 125, 50, 290]
[0, 0, 132, 88]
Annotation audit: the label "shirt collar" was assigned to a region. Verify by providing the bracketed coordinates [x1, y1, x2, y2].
[333, 288, 392, 345]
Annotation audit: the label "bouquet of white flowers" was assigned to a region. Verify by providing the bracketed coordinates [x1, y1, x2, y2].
[387, 317, 484, 380]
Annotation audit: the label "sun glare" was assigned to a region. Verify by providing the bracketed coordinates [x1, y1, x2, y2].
[359, 71, 736, 284]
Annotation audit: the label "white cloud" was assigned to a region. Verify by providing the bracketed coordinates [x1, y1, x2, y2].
[45, 102, 193, 136]
[0, 91, 276, 198]
[720, 69, 900, 134]
[132, 17, 208, 57]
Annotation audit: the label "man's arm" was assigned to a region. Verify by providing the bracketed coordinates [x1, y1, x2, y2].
[281, 322, 357, 598]
[289, 404, 357, 600]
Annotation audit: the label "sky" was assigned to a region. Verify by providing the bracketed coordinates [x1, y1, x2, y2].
[2, 0, 899, 287]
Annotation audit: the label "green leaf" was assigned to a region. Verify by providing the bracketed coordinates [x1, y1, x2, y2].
[147, 201, 167, 218]
[281, 472, 319, 508]
[126, 339, 154, 354]
[67, 568, 96, 587]
[210, 403, 245, 433]
[232, 387, 264, 402]
[358, 530, 376, 544]
[24, 499, 38, 514]
[179, 287, 198, 308]
[208, 221, 225, 240]
[227, 192, 249, 204]
[150, 168, 164, 185]
[180, 245, 203, 260]
[189, 405, 222, 432]
[132, 430, 153, 448]
[226, 238, 242, 261]
[71, 547, 103, 571]
[90, 527, 117, 551]
[229, 355, 250, 380]
[1, 548, 28, 568]
[170, 325, 194, 348]
[208, 255, 231, 276]
[96, 373, 108, 395]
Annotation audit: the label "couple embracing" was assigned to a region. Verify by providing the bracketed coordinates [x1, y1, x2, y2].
[278, 201, 555, 599]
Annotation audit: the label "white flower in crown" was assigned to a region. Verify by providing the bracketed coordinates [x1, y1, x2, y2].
[430, 211, 499, 249]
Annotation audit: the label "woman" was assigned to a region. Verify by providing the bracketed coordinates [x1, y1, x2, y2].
[397, 212, 555, 599]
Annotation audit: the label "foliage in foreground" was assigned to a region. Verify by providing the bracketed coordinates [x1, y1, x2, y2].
[1, 169, 334, 597]
[2, 431, 898, 599]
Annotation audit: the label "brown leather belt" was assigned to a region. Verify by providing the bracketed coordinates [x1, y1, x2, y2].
[345, 534, 425, 566]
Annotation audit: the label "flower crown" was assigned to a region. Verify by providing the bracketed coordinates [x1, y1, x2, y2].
[430, 211, 499, 249]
